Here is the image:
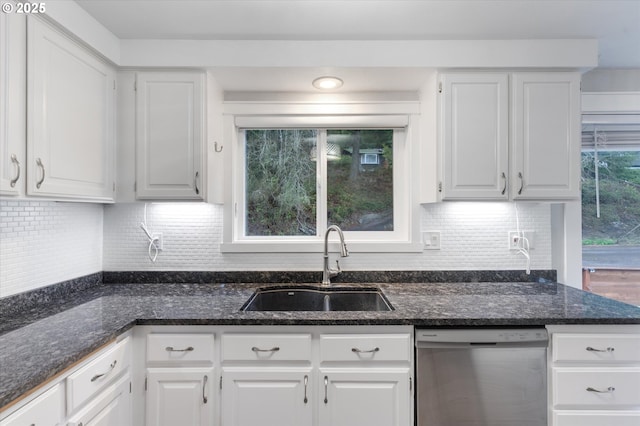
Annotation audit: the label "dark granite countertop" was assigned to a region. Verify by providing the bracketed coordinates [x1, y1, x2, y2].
[2, 279, 640, 410]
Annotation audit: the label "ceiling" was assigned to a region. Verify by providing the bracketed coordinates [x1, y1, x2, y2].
[73, 0, 640, 91]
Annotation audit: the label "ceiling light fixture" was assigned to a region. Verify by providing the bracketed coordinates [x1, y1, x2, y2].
[312, 76, 343, 90]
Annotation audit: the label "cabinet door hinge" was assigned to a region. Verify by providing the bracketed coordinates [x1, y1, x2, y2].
[144, 377, 147, 391]
[438, 82, 442, 94]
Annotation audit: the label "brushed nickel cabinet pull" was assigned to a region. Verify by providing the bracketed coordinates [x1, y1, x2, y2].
[517, 172, 524, 195]
[194, 171, 200, 195]
[251, 346, 280, 353]
[587, 386, 615, 393]
[203, 375, 208, 403]
[324, 376, 328, 404]
[91, 360, 117, 382]
[303, 375, 308, 404]
[352, 347, 380, 354]
[166, 346, 194, 352]
[10, 154, 20, 187]
[586, 346, 615, 353]
[500, 172, 506, 195]
[35, 158, 45, 189]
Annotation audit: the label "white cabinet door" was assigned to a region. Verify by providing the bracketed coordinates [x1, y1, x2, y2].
[319, 369, 411, 426]
[440, 73, 509, 200]
[26, 16, 115, 202]
[67, 374, 132, 426]
[146, 368, 214, 426]
[0, 2, 26, 196]
[221, 369, 312, 426]
[135, 72, 204, 200]
[511, 72, 581, 200]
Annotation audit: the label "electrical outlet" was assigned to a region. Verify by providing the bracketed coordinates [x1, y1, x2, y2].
[423, 231, 441, 250]
[152, 233, 163, 251]
[508, 231, 534, 250]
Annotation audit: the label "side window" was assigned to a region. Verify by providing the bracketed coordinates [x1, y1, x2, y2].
[581, 122, 640, 306]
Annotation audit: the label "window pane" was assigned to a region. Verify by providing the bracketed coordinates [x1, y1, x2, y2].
[245, 129, 317, 236]
[327, 130, 394, 231]
[582, 150, 640, 247]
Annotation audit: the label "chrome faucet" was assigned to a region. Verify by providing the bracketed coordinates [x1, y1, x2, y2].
[322, 225, 349, 286]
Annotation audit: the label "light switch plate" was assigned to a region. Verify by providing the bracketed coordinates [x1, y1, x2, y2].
[423, 231, 441, 250]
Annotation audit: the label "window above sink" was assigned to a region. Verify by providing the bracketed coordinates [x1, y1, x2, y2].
[220, 99, 424, 254]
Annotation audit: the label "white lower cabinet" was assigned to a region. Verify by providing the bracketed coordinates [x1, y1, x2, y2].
[134, 325, 413, 426]
[319, 369, 410, 426]
[0, 383, 64, 426]
[220, 332, 313, 426]
[146, 368, 214, 426]
[66, 373, 131, 426]
[548, 325, 640, 426]
[0, 335, 132, 426]
[141, 331, 216, 426]
[221, 369, 312, 426]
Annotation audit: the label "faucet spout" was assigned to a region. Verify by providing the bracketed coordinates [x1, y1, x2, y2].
[322, 225, 349, 286]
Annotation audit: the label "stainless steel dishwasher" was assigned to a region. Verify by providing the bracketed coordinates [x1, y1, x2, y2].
[416, 328, 548, 426]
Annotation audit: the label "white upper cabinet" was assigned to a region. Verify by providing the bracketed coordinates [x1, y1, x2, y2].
[27, 16, 115, 202]
[0, 3, 26, 196]
[511, 73, 581, 200]
[438, 72, 581, 201]
[439, 73, 509, 199]
[135, 72, 205, 200]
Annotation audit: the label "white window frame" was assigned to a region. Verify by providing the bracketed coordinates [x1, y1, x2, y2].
[220, 104, 422, 253]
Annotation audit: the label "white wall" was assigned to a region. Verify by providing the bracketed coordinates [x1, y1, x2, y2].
[582, 69, 640, 92]
[102, 201, 552, 273]
[0, 200, 103, 297]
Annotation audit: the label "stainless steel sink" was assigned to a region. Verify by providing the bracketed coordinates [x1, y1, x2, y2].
[241, 286, 394, 312]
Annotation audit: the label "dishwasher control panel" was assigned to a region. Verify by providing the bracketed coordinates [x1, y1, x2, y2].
[415, 328, 548, 347]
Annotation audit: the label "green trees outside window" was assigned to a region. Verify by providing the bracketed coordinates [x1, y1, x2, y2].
[582, 151, 640, 245]
[245, 129, 394, 237]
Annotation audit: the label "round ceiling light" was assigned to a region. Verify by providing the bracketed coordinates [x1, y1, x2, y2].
[312, 76, 344, 90]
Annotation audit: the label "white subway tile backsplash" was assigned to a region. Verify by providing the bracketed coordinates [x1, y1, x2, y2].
[0, 200, 103, 297]
[1, 198, 552, 297]
[103, 201, 552, 272]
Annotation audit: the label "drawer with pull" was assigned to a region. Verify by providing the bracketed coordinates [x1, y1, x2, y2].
[553, 334, 640, 363]
[552, 367, 640, 408]
[320, 333, 411, 362]
[66, 336, 131, 413]
[222, 333, 312, 361]
[147, 333, 214, 363]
